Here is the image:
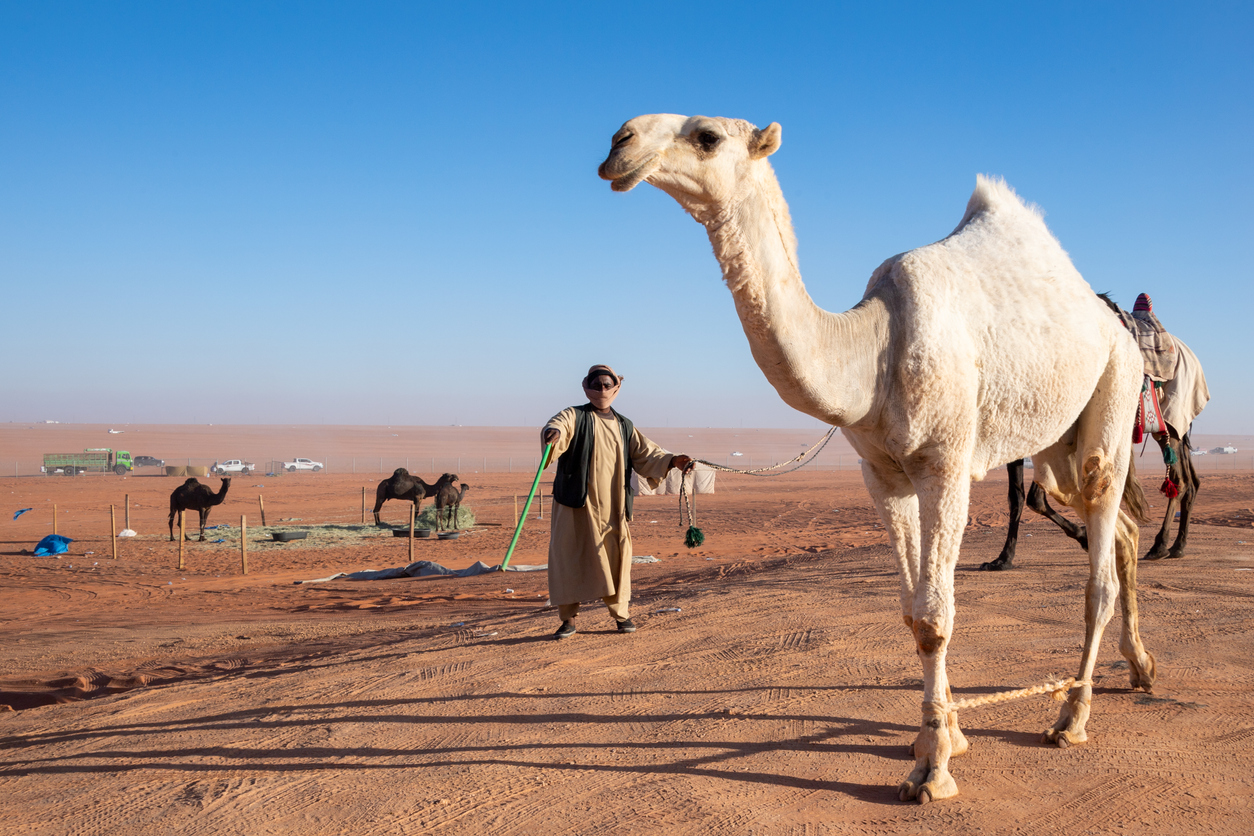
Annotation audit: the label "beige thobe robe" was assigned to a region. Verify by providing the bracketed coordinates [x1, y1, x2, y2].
[542, 406, 674, 615]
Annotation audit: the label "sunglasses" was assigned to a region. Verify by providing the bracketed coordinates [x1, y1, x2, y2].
[585, 380, 618, 391]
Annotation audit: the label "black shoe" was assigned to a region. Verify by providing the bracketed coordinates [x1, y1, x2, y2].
[554, 620, 576, 639]
[616, 618, 637, 633]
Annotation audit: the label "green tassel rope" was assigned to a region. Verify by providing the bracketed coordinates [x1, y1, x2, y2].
[1162, 444, 1177, 466]
[680, 472, 704, 548]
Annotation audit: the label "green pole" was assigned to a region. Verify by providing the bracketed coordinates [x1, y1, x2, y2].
[501, 443, 552, 570]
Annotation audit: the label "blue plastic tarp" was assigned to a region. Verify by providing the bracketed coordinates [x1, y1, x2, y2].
[33, 534, 73, 556]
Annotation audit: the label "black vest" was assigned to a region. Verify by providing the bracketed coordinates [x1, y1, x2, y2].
[551, 405, 637, 520]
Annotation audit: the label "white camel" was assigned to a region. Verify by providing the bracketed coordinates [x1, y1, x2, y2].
[599, 114, 1157, 803]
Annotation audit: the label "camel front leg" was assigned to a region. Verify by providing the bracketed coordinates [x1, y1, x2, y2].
[1027, 482, 1089, 550]
[981, 459, 1024, 571]
[198, 508, 209, 541]
[898, 472, 970, 804]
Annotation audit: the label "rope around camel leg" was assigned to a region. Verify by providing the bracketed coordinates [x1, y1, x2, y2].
[947, 677, 1092, 712]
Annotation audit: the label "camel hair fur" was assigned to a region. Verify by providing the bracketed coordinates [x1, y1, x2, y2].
[434, 482, 470, 531]
[168, 477, 231, 541]
[984, 314, 1210, 570]
[373, 470, 457, 527]
[599, 113, 1157, 804]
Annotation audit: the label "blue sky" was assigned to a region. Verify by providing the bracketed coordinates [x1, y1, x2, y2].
[2, 2, 1250, 432]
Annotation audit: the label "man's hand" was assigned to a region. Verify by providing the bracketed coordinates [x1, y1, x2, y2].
[542, 428, 560, 446]
[670, 454, 694, 473]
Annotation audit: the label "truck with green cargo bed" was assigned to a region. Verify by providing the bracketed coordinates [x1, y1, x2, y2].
[42, 449, 134, 476]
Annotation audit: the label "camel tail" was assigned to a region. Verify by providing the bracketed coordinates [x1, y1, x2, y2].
[1122, 455, 1151, 525]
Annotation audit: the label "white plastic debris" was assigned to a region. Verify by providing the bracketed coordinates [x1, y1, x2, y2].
[118, 529, 137, 537]
[505, 588, 514, 594]
[655, 607, 682, 613]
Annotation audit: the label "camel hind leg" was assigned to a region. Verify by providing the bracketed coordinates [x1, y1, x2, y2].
[1036, 356, 1145, 748]
[373, 485, 389, 526]
[1113, 508, 1156, 690]
[1168, 435, 1201, 559]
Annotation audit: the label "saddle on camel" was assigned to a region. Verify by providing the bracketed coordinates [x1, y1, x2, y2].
[1114, 293, 1177, 451]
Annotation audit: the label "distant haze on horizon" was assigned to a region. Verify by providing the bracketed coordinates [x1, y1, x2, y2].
[2, 3, 1250, 435]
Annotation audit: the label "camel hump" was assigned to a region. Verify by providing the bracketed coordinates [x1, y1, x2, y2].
[952, 174, 1042, 235]
[392, 468, 409, 477]
[183, 477, 200, 486]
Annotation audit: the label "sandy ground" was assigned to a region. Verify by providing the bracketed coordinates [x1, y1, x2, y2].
[2, 427, 1253, 834]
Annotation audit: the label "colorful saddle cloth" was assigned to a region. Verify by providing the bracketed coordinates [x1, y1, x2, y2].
[1133, 378, 1166, 444]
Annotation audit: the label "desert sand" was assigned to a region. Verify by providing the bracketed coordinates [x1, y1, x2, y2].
[2, 425, 1253, 834]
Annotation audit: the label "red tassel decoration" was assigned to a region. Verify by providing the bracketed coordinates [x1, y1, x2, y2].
[1160, 477, 1179, 499]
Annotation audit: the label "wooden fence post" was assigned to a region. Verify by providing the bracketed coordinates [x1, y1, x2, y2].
[241, 515, 248, 575]
[53, 504, 58, 535]
[125, 494, 130, 530]
[361, 486, 366, 524]
[258, 495, 266, 527]
[178, 511, 185, 570]
[514, 495, 519, 529]
[409, 503, 416, 561]
[110, 505, 118, 561]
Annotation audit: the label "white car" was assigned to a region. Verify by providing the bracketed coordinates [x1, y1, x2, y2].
[284, 458, 324, 472]
[212, 459, 256, 475]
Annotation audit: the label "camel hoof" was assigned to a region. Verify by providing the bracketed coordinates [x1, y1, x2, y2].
[979, 559, 1013, 571]
[1142, 548, 1168, 561]
[907, 741, 915, 757]
[918, 772, 958, 803]
[898, 781, 918, 802]
[1043, 728, 1086, 748]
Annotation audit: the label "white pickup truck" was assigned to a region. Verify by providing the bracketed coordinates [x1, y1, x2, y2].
[212, 459, 256, 475]
[283, 457, 324, 472]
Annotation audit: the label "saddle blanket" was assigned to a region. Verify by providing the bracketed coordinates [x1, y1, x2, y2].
[1116, 308, 1177, 382]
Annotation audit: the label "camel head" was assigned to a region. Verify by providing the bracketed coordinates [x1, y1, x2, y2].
[598, 114, 782, 212]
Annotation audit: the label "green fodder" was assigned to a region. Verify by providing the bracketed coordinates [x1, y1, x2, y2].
[415, 505, 476, 530]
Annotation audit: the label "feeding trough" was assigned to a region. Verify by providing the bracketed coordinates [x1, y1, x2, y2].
[438, 531, 461, 540]
[272, 531, 308, 542]
[393, 528, 434, 538]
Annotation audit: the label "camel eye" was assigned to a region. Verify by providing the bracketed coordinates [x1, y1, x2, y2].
[697, 131, 721, 150]
[612, 131, 633, 149]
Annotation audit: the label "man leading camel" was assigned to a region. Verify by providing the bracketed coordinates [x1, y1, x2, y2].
[541, 364, 693, 639]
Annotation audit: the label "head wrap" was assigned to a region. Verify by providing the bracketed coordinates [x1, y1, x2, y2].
[1134, 293, 1153, 313]
[582, 364, 621, 387]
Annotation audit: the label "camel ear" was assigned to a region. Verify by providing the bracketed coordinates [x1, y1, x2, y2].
[750, 123, 782, 159]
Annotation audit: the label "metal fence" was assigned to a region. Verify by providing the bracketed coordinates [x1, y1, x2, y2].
[3, 452, 874, 477]
[5, 452, 1253, 478]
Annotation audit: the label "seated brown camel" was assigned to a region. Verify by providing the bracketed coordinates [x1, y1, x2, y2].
[373, 470, 457, 526]
[168, 477, 231, 541]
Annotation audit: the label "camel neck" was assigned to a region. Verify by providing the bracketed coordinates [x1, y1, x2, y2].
[695, 174, 885, 427]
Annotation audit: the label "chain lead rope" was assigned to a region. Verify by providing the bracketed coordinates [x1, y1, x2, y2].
[677, 425, 840, 548]
[694, 424, 841, 477]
